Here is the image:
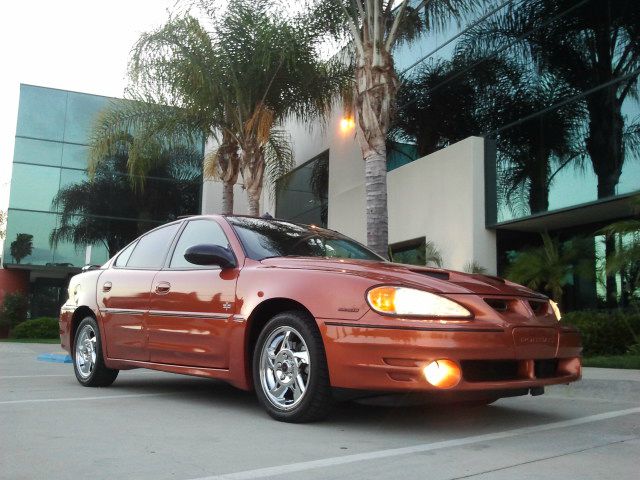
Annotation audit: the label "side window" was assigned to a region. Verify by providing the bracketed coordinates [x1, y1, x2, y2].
[126, 223, 180, 269]
[170, 219, 231, 269]
[114, 241, 137, 267]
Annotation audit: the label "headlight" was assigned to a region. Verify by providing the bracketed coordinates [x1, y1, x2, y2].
[366, 286, 472, 318]
[549, 300, 561, 321]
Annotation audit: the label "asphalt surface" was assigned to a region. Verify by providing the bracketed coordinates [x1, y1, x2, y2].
[1, 342, 638, 480]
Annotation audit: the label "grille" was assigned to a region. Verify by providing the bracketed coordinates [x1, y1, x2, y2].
[484, 298, 509, 312]
[528, 300, 548, 315]
[535, 359, 559, 379]
[461, 360, 520, 382]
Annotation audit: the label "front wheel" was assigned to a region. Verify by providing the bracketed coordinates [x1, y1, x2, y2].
[253, 311, 332, 422]
[73, 317, 118, 387]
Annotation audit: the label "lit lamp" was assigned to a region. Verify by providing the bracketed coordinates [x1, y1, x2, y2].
[340, 116, 355, 132]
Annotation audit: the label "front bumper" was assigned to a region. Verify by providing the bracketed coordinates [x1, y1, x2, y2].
[320, 316, 581, 394]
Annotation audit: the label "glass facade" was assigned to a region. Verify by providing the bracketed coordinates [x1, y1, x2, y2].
[4, 85, 203, 272]
[386, 0, 640, 308]
[275, 151, 329, 227]
[387, 0, 639, 224]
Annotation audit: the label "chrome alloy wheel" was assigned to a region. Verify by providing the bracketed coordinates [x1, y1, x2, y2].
[260, 326, 310, 410]
[75, 324, 97, 379]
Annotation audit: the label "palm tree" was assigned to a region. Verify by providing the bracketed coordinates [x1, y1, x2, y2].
[10, 233, 33, 264]
[492, 73, 586, 215]
[467, 0, 640, 304]
[391, 56, 484, 158]
[92, 0, 342, 216]
[52, 142, 201, 257]
[505, 232, 593, 305]
[599, 196, 640, 306]
[464, 261, 487, 274]
[306, 0, 479, 257]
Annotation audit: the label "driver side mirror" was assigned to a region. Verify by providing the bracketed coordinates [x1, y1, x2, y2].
[184, 244, 237, 269]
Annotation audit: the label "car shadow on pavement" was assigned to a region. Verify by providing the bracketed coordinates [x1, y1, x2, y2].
[101, 372, 570, 431]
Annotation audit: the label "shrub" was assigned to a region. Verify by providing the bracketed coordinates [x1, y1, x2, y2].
[562, 310, 640, 356]
[10, 317, 59, 339]
[0, 292, 29, 328]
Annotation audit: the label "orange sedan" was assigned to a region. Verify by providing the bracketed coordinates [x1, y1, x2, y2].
[59, 215, 581, 422]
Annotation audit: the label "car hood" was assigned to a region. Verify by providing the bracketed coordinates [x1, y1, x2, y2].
[259, 257, 546, 298]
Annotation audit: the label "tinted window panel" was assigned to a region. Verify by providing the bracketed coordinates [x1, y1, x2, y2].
[170, 220, 230, 268]
[126, 224, 180, 269]
[115, 242, 137, 267]
[227, 217, 382, 261]
[8, 164, 61, 211]
[13, 137, 63, 167]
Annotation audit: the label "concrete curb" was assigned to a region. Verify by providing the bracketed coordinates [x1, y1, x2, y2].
[37, 353, 72, 364]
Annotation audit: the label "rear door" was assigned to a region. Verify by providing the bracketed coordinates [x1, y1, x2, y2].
[98, 222, 181, 361]
[147, 218, 239, 368]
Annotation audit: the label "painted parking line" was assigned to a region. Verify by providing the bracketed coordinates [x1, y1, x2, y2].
[0, 392, 172, 405]
[36, 353, 72, 363]
[190, 407, 640, 480]
[0, 374, 71, 379]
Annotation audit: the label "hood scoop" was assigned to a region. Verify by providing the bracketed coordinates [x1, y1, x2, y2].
[408, 269, 450, 281]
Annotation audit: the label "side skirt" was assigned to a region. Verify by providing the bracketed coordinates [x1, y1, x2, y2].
[105, 357, 231, 381]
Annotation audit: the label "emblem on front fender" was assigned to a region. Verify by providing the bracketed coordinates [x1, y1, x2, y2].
[222, 302, 233, 311]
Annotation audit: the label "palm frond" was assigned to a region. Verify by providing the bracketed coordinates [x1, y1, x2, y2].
[263, 128, 295, 203]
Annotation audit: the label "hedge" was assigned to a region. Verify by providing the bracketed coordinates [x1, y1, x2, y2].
[562, 310, 640, 356]
[10, 317, 59, 339]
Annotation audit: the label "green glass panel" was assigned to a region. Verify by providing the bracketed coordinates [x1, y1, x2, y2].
[276, 152, 328, 227]
[16, 85, 67, 141]
[52, 236, 108, 268]
[61, 143, 89, 169]
[3, 210, 57, 266]
[59, 168, 88, 192]
[63, 92, 109, 144]
[8, 164, 61, 212]
[13, 137, 63, 167]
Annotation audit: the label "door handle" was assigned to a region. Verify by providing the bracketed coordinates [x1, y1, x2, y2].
[155, 282, 171, 295]
[102, 282, 112, 292]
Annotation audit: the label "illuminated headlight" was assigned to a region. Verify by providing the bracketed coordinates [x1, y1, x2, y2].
[549, 300, 562, 321]
[366, 286, 472, 318]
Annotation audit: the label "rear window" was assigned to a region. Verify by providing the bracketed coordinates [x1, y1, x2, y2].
[126, 223, 180, 269]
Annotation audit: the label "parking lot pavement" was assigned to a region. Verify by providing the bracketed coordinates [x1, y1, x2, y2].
[1, 343, 638, 480]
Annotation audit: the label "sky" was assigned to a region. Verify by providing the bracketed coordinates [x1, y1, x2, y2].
[0, 0, 189, 214]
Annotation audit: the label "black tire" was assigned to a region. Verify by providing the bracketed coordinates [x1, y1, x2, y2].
[253, 311, 332, 423]
[73, 317, 118, 387]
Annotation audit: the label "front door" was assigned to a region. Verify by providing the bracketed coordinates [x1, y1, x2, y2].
[147, 219, 239, 368]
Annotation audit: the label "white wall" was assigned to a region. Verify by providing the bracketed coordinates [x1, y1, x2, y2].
[201, 115, 496, 274]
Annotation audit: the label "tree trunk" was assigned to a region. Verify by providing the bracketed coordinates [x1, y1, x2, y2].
[586, 90, 624, 307]
[222, 181, 234, 215]
[247, 189, 261, 217]
[528, 151, 550, 215]
[217, 137, 240, 215]
[364, 150, 389, 255]
[241, 139, 264, 217]
[354, 44, 398, 258]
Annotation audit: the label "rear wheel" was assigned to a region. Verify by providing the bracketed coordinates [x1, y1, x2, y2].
[253, 311, 332, 422]
[73, 317, 118, 387]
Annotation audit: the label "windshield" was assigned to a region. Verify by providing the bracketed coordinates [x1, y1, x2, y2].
[226, 217, 385, 262]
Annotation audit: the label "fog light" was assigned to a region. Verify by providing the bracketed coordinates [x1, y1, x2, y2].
[423, 359, 461, 389]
